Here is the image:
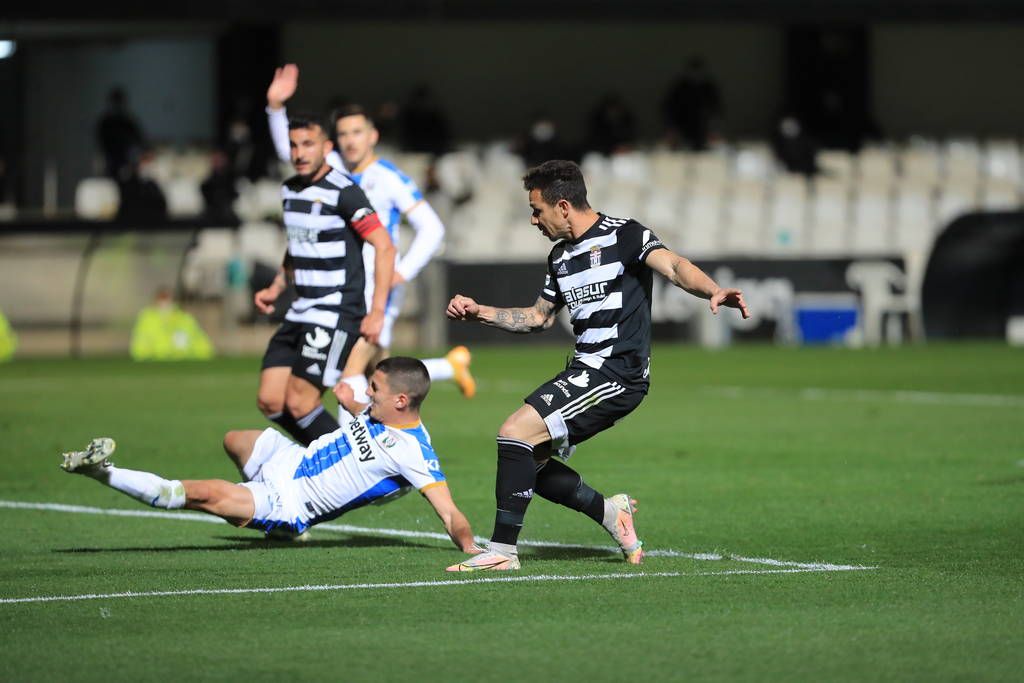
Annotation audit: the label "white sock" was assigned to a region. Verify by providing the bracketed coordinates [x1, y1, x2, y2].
[90, 466, 186, 509]
[488, 541, 518, 557]
[601, 498, 618, 531]
[422, 357, 454, 382]
[342, 374, 370, 404]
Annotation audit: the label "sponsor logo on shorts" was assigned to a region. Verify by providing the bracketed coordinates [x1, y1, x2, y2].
[553, 379, 572, 397]
[568, 370, 590, 388]
[306, 363, 322, 376]
[305, 327, 331, 348]
[301, 346, 328, 361]
[541, 394, 554, 406]
[512, 488, 533, 499]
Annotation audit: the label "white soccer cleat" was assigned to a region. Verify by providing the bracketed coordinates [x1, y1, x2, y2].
[60, 437, 116, 473]
[446, 548, 520, 572]
[605, 493, 644, 565]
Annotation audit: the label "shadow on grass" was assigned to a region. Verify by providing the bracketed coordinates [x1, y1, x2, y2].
[55, 534, 441, 554]
[520, 545, 616, 562]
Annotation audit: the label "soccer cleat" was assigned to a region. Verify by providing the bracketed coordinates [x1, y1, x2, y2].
[605, 493, 644, 564]
[267, 527, 312, 542]
[446, 549, 520, 572]
[446, 345, 476, 398]
[60, 437, 116, 473]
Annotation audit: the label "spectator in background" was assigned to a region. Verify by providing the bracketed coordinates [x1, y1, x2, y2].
[130, 287, 214, 361]
[662, 56, 722, 151]
[201, 149, 240, 225]
[772, 113, 819, 177]
[96, 87, 145, 179]
[586, 93, 637, 156]
[116, 149, 168, 223]
[400, 85, 450, 155]
[516, 112, 573, 168]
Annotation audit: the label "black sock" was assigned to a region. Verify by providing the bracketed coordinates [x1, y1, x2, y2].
[294, 404, 340, 446]
[534, 458, 605, 525]
[491, 437, 537, 546]
[268, 410, 306, 444]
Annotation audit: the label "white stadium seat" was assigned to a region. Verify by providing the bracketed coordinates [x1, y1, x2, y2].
[74, 177, 120, 219]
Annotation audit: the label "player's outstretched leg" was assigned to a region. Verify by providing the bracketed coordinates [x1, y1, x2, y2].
[60, 437, 186, 510]
[533, 457, 643, 564]
[422, 346, 476, 398]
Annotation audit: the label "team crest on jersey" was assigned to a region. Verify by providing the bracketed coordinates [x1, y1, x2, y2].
[541, 394, 554, 406]
[377, 433, 398, 449]
[590, 246, 602, 267]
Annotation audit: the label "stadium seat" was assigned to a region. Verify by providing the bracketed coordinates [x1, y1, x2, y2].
[900, 145, 942, 186]
[679, 181, 724, 256]
[689, 151, 731, 186]
[163, 178, 204, 218]
[733, 142, 774, 180]
[766, 174, 808, 254]
[980, 178, 1022, 209]
[893, 181, 935, 253]
[983, 139, 1022, 183]
[808, 178, 850, 254]
[74, 177, 120, 219]
[858, 146, 897, 187]
[723, 178, 767, 254]
[943, 138, 982, 185]
[934, 181, 979, 227]
[649, 151, 689, 194]
[818, 150, 855, 184]
[181, 228, 237, 297]
[849, 181, 894, 254]
[238, 221, 286, 267]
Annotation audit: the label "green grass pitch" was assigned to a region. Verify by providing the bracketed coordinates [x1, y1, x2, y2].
[1, 344, 1022, 681]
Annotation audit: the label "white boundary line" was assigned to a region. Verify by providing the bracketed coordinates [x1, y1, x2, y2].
[0, 499, 876, 573]
[1, 568, 851, 606]
[706, 385, 1024, 408]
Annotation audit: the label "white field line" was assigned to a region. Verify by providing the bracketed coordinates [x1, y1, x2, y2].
[0, 568, 849, 606]
[706, 385, 1024, 408]
[0, 500, 876, 572]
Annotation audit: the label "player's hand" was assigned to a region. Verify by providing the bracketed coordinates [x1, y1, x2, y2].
[254, 286, 280, 315]
[710, 288, 750, 319]
[266, 63, 299, 110]
[360, 309, 385, 344]
[447, 294, 480, 320]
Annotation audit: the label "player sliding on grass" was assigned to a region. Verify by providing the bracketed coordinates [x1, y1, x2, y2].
[60, 357, 481, 554]
[444, 160, 750, 572]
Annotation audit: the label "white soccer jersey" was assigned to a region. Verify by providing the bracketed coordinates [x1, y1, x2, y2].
[243, 413, 445, 534]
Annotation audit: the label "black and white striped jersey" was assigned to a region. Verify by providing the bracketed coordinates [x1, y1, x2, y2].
[540, 214, 667, 388]
[281, 169, 384, 329]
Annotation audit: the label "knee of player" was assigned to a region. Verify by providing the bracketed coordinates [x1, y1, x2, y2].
[497, 415, 530, 441]
[222, 430, 245, 458]
[256, 393, 283, 416]
[284, 392, 319, 419]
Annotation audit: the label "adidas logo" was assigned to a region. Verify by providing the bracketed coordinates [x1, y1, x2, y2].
[556, 263, 568, 276]
[540, 393, 554, 406]
[511, 488, 533, 499]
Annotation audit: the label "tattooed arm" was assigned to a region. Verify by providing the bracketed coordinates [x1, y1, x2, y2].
[446, 294, 558, 334]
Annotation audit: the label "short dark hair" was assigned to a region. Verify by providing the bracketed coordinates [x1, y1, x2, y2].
[287, 112, 328, 139]
[330, 103, 374, 129]
[522, 160, 591, 210]
[375, 356, 430, 409]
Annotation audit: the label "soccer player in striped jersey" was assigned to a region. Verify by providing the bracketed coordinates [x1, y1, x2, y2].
[253, 113, 395, 446]
[444, 160, 750, 571]
[266, 64, 476, 405]
[60, 357, 482, 553]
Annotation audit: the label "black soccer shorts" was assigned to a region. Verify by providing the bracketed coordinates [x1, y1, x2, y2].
[261, 319, 359, 388]
[524, 364, 646, 458]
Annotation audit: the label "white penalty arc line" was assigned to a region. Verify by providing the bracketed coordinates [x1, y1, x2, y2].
[0, 568, 852, 606]
[706, 385, 1024, 408]
[0, 500, 876, 573]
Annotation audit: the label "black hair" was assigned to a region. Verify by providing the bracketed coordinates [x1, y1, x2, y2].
[522, 160, 591, 210]
[287, 112, 328, 139]
[375, 357, 431, 409]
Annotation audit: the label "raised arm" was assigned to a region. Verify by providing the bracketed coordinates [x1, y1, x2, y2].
[265, 64, 298, 164]
[446, 294, 559, 334]
[645, 248, 750, 319]
[421, 484, 482, 553]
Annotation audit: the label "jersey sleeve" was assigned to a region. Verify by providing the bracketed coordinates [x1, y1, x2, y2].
[266, 106, 291, 163]
[396, 433, 447, 491]
[619, 222, 668, 265]
[382, 163, 425, 214]
[539, 258, 565, 309]
[337, 183, 384, 239]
